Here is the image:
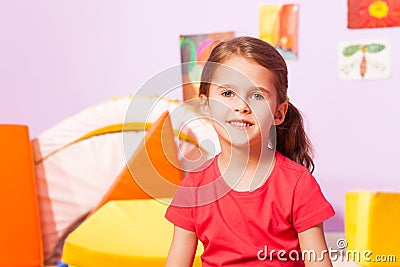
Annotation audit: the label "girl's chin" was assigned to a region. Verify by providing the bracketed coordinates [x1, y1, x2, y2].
[226, 139, 265, 149]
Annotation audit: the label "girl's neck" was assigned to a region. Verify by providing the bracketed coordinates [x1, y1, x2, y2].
[217, 142, 276, 191]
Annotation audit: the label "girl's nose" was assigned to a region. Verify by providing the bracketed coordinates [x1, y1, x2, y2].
[234, 100, 250, 114]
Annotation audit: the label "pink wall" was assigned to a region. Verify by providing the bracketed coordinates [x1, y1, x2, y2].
[1, 0, 400, 231]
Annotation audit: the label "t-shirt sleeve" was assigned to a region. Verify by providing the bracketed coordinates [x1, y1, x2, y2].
[165, 174, 197, 232]
[292, 171, 335, 233]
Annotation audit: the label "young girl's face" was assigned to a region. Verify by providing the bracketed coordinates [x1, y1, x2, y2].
[200, 55, 288, 149]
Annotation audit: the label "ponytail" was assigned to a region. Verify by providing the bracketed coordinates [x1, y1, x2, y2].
[276, 102, 314, 173]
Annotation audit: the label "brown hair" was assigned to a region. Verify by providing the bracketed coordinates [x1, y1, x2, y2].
[199, 36, 314, 172]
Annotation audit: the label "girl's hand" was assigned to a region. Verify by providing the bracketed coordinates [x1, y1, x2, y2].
[298, 223, 333, 267]
[166, 225, 198, 267]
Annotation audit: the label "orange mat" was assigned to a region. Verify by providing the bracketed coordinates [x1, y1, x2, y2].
[89, 111, 183, 215]
[0, 125, 42, 266]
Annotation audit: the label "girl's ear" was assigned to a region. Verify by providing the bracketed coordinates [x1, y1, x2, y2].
[274, 101, 288, 125]
[199, 94, 210, 115]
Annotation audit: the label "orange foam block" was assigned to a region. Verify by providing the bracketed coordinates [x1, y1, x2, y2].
[0, 125, 42, 266]
[90, 111, 183, 214]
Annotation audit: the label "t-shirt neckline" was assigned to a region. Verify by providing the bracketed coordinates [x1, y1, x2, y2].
[213, 151, 282, 196]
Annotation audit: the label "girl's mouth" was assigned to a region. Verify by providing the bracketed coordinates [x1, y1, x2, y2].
[228, 120, 254, 128]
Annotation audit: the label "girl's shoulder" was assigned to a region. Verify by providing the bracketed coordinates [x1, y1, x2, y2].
[275, 152, 309, 171]
[274, 151, 313, 184]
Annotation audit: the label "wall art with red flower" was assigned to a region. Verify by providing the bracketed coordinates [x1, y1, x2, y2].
[348, 0, 400, 29]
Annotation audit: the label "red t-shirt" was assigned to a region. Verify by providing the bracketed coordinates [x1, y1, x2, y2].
[165, 152, 335, 266]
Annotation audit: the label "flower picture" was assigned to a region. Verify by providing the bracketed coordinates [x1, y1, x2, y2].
[348, 0, 400, 29]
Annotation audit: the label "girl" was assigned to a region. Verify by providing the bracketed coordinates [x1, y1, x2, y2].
[165, 36, 335, 266]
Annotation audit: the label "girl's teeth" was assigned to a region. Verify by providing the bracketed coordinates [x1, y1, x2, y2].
[230, 121, 250, 127]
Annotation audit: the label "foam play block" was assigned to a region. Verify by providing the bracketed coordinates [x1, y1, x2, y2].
[0, 125, 43, 267]
[345, 191, 400, 266]
[62, 199, 203, 267]
[89, 111, 183, 215]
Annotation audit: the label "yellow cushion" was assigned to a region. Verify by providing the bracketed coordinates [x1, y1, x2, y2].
[63, 199, 203, 267]
[345, 191, 400, 266]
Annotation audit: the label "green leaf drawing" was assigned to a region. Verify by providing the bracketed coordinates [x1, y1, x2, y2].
[343, 45, 360, 57]
[365, 44, 385, 53]
[343, 43, 385, 57]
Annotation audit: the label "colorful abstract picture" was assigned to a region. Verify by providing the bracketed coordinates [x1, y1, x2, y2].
[259, 4, 298, 60]
[180, 32, 234, 101]
[348, 0, 400, 29]
[339, 40, 391, 80]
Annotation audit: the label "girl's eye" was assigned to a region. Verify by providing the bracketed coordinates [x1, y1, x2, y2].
[221, 91, 234, 97]
[250, 93, 265, 100]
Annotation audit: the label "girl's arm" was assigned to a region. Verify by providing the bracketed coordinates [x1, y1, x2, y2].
[165, 225, 198, 267]
[298, 223, 333, 267]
